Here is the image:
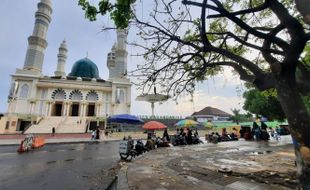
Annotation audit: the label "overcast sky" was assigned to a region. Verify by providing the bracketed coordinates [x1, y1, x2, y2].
[0, 0, 246, 117]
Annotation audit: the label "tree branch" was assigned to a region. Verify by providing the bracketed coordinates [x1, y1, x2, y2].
[208, 0, 269, 18]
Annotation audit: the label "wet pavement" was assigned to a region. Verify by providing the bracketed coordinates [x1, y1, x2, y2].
[123, 135, 296, 190]
[0, 141, 120, 190]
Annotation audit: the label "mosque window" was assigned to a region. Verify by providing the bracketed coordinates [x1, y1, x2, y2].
[5, 121, 10, 129]
[69, 89, 83, 101]
[116, 88, 125, 104]
[51, 88, 66, 100]
[86, 90, 98, 101]
[19, 84, 29, 98]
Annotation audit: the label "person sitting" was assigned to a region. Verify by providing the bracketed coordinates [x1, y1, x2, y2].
[180, 128, 185, 137]
[229, 128, 238, 141]
[145, 139, 156, 150]
[267, 127, 274, 138]
[135, 140, 147, 155]
[239, 127, 245, 138]
[244, 128, 253, 140]
[176, 128, 180, 136]
[162, 129, 170, 142]
[194, 129, 199, 138]
[221, 128, 229, 141]
[186, 128, 193, 145]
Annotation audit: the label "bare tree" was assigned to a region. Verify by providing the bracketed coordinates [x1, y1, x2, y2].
[80, 0, 310, 188]
[129, 0, 310, 187]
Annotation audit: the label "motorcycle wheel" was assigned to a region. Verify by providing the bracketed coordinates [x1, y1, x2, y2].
[120, 153, 133, 161]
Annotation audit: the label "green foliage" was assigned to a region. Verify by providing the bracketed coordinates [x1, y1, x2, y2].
[243, 88, 286, 121]
[230, 108, 253, 123]
[78, 0, 135, 29]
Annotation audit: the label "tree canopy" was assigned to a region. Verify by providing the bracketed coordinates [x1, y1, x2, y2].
[243, 88, 286, 121]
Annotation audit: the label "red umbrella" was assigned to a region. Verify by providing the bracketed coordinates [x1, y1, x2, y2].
[142, 121, 167, 130]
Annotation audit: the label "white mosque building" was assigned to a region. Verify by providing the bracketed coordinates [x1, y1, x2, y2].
[0, 0, 131, 134]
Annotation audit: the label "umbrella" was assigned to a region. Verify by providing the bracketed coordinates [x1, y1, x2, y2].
[142, 121, 167, 130]
[175, 119, 199, 128]
[108, 114, 144, 124]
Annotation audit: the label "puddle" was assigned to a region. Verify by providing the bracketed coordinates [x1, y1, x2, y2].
[185, 175, 200, 184]
[64, 158, 75, 162]
[46, 160, 57, 164]
[131, 166, 154, 174]
[216, 159, 261, 167]
[249, 150, 272, 155]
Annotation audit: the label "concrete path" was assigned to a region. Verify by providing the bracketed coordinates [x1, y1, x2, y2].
[118, 136, 296, 190]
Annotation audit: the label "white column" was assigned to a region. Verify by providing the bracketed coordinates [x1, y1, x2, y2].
[66, 102, 71, 116]
[63, 102, 67, 116]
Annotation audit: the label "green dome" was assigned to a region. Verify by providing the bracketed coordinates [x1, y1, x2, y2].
[68, 58, 100, 79]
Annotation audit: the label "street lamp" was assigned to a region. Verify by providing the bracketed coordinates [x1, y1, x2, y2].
[295, 0, 310, 24]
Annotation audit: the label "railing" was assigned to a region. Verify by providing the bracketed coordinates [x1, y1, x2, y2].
[37, 117, 44, 125]
[137, 115, 185, 120]
[22, 122, 34, 134]
[55, 117, 67, 131]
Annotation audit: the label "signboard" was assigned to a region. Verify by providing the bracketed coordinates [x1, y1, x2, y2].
[119, 140, 128, 154]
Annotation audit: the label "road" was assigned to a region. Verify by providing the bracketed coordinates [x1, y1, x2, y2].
[0, 141, 120, 190]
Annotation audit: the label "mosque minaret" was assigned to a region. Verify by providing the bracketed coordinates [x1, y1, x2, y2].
[54, 40, 68, 77]
[23, 0, 52, 75]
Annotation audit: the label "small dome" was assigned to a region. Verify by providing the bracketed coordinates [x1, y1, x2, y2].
[68, 58, 100, 79]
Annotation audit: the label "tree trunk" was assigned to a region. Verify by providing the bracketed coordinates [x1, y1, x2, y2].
[275, 74, 310, 189]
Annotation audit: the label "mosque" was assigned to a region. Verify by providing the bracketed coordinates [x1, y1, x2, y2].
[0, 0, 131, 134]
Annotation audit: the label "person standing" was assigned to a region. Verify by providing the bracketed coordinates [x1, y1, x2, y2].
[96, 127, 100, 140]
[52, 127, 55, 136]
[91, 130, 96, 140]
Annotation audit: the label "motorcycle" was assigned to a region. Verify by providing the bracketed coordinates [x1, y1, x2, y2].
[119, 139, 147, 161]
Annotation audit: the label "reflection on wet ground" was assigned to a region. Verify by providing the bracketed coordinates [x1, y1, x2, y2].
[0, 141, 120, 190]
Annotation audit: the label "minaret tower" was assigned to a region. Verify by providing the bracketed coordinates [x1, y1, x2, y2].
[22, 0, 52, 74]
[54, 40, 68, 77]
[107, 29, 128, 79]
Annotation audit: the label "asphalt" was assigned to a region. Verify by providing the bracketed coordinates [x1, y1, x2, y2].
[0, 133, 119, 146]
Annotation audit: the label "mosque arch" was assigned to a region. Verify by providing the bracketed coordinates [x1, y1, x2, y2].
[69, 89, 83, 101]
[51, 89, 66, 116]
[86, 90, 98, 101]
[19, 84, 29, 99]
[51, 88, 66, 100]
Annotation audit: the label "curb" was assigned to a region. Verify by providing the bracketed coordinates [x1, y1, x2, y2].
[117, 165, 129, 190]
[0, 139, 121, 147]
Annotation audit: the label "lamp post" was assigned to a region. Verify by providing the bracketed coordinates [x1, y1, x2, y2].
[295, 0, 310, 24]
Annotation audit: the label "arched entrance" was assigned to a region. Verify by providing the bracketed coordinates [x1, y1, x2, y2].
[71, 103, 79, 116]
[51, 89, 66, 116]
[69, 89, 83, 117]
[52, 102, 63, 116]
[86, 90, 98, 117]
[87, 103, 95, 116]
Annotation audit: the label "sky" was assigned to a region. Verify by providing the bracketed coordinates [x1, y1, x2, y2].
[0, 0, 246, 117]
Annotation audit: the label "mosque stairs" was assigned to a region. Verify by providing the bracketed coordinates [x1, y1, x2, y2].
[55, 117, 87, 133]
[24, 117, 65, 134]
